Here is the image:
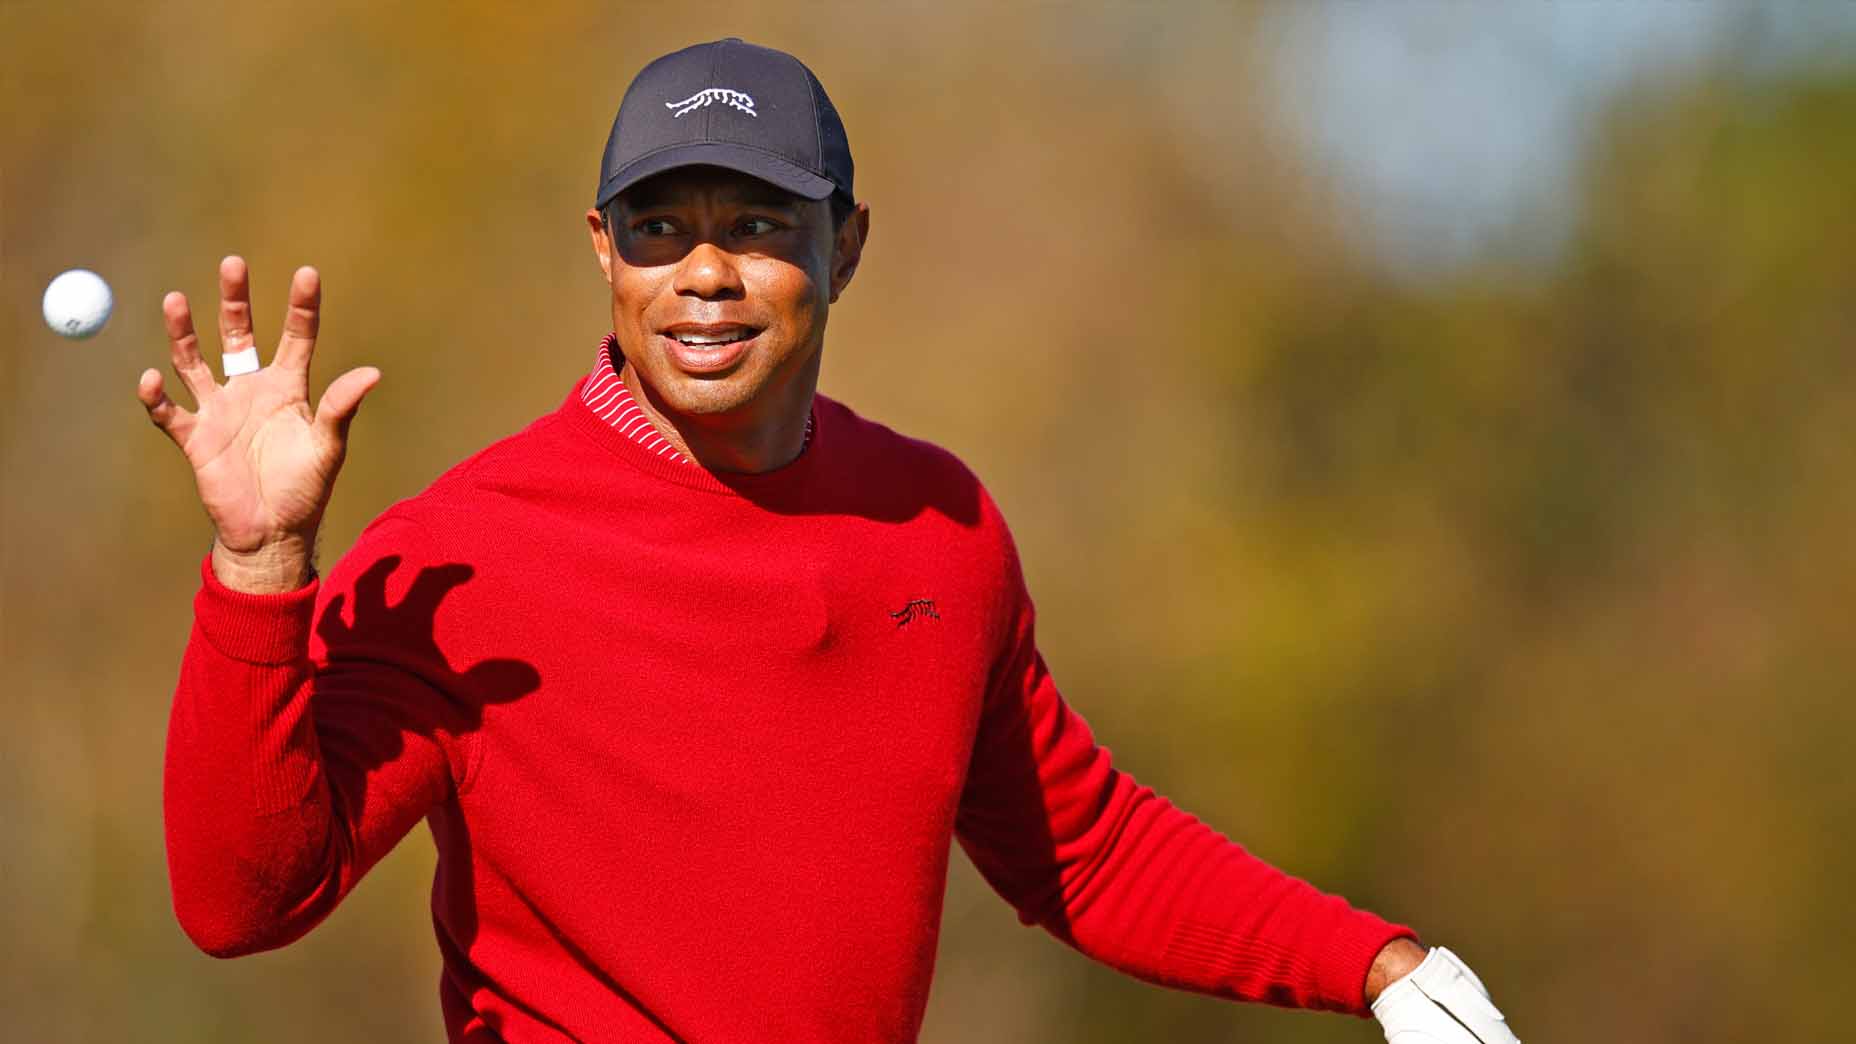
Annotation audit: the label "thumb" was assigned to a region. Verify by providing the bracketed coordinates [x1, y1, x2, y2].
[314, 365, 382, 443]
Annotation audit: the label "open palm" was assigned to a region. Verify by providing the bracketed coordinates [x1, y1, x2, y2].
[137, 256, 379, 557]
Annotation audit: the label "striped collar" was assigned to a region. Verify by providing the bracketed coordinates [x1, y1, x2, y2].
[579, 334, 813, 466]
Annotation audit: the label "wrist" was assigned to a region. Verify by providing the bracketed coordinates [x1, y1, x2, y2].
[211, 534, 316, 594]
[1364, 936, 1428, 1005]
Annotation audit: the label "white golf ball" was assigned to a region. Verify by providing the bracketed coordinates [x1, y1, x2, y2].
[43, 269, 114, 339]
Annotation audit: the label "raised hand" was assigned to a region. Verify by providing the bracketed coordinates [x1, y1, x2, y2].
[138, 256, 380, 593]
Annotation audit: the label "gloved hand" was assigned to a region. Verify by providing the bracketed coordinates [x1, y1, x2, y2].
[1370, 946, 1520, 1043]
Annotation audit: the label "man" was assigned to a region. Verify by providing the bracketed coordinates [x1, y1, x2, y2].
[139, 38, 1520, 1043]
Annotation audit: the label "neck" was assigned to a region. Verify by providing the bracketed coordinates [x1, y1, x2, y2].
[619, 356, 818, 473]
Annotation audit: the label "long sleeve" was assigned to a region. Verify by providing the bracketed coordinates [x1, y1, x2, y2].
[163, 515, 490, 957]
[954, 543, 1416, 1016]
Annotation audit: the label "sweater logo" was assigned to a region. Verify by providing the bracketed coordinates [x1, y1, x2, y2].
[889, 598, 939, 628]
[666, 88, 758, 119]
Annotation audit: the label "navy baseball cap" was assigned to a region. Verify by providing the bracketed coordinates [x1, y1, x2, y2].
[595, 39, 854, 211]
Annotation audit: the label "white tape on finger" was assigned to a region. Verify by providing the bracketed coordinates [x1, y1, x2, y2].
[223, 346, 262, 377]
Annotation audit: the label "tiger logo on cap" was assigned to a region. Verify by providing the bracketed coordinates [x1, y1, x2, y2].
[666, 89, 758, 119]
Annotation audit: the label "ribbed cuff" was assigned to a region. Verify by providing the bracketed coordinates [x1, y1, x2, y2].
[1323, 912, 1421, 1017]
[192, 554, 320, 665]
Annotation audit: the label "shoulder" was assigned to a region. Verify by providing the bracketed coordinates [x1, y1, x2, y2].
[815, 393, 1020, 560]
[314, 411, 570, 614]
[316, 405, 578, 586]
[423, 410, 576, 505]
[371, 408, 575, 529]
[818, 394, 985, 489]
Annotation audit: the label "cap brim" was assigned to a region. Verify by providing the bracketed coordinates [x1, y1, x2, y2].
[594, 142, 836, 209]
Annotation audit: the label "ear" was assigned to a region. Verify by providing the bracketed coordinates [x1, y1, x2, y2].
[586, 208, 614, 285]
[827, 202, 871, 304]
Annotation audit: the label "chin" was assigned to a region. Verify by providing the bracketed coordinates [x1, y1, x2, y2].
[649, 366, 767, 416]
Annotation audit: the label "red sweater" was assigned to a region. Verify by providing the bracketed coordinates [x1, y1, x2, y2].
[165, 378, 1415, 1042]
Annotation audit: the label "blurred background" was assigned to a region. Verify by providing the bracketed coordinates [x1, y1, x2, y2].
[4, 1, 1853, 1040]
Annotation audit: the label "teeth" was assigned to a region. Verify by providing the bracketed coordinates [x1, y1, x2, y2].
[671, 329, 749, 346]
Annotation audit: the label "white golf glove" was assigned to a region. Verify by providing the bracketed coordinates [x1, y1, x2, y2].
[1370, 946, 1520, 1043]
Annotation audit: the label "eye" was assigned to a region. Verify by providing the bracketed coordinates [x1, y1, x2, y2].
[633, 217, 680, 236]
[735, 216, 781, 237]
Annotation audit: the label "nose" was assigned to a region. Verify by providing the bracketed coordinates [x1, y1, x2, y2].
[673, 241, 745, 301]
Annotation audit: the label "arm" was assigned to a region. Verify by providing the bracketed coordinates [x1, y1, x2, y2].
[139, 257, 452, 954]
[167, 519, 469, 955]
[954, 539, 1416, 1016]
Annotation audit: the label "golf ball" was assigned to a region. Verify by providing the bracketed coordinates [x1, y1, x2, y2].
[43, 269, 114, 339]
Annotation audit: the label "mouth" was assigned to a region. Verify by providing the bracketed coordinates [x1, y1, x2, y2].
[658, 322, 763, 375]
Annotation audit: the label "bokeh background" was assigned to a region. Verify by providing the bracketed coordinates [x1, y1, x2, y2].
[4, 1, 1854, 1041]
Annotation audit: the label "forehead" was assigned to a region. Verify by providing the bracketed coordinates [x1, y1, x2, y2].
[616, 165, 807, 211]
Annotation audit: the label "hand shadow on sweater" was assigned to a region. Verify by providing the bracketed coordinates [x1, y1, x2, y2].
[312, 556, 665, 1041]
[310, 554, 539, 834]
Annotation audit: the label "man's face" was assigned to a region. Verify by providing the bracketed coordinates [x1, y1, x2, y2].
[587, 166, 866, 421]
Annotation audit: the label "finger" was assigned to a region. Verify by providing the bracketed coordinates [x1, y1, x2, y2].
[217, 255, 257, 355]
[273, 265, 321, 372]
[314, 365, 381, 443]
[345, 555, 402, 630]
[162, 291, 218, 404]
[401, 563, 475, 617]
[137, 367, 196, 447]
